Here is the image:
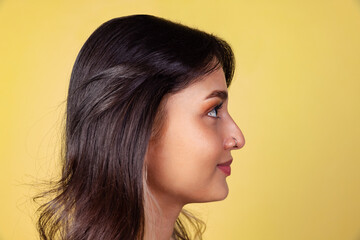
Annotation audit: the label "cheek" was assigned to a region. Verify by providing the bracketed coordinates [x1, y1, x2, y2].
[179, 119, 221, 169]
[166, 115, 222, 171]
[146, 115, 224, 202]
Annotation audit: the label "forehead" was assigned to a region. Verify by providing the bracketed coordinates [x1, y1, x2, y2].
[173, 68, 228, 101]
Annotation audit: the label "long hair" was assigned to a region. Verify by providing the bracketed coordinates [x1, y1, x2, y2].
[35, 14, 235, 240]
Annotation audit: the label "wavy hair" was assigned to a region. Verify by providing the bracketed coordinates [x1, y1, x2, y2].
[34, 14, 235, 240]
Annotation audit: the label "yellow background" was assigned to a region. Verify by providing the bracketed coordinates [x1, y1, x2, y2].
[1, 0, 360, 239]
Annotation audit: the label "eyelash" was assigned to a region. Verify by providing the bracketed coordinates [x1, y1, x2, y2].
[207, 102, 224, 118]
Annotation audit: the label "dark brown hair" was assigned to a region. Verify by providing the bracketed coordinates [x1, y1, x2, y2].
[35, 14, 235, 240]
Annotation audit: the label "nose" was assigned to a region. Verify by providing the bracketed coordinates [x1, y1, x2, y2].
[223, 115, 245, 150]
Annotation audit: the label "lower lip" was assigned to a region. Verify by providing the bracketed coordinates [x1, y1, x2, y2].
[217, 165, 231, 176]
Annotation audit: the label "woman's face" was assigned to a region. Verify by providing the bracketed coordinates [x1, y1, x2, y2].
[145, 67, 245, 206]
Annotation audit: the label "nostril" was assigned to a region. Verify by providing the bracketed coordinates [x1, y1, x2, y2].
[233, 129, 245, 149]
[232, 137, 238, 148]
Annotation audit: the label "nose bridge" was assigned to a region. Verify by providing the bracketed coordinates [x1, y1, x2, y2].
[225, 114, 245, 149]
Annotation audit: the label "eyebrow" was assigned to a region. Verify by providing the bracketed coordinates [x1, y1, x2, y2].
[205, 90, 228, 101]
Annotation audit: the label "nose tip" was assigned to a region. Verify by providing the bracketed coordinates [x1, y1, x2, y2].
[224, 116, 245, 150]
[224, 128, 245, 150]
[234, 130, 245, 149]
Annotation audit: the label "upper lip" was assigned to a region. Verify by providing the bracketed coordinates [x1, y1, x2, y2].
[217, 159, 233, 166]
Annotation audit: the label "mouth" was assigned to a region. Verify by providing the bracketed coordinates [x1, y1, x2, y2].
[217, 159, 233, 176]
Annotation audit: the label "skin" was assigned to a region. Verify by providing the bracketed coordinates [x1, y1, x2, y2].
[144, 67, 245, 240]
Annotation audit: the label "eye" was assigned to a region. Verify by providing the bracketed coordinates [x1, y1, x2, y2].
[207, 102, 223, 118]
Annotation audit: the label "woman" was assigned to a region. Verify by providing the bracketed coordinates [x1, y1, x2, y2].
[35, 14, 245, 240]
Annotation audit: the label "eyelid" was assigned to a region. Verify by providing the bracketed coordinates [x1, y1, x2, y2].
[216, 102, 224, 111]
[207, 101, 224, 118]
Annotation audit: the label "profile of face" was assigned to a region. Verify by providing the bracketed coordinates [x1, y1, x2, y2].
[145, 67, 245, 206]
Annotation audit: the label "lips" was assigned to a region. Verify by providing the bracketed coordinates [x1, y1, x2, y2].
[217, 159, 233, 176]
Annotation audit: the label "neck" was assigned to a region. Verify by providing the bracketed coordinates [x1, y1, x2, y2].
[143, 190, 184, 240]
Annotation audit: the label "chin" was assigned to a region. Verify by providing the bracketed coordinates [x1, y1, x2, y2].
[201, 182, 230, 203]
[214, 177, 230, 200]
[214, 186, 229, 201]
